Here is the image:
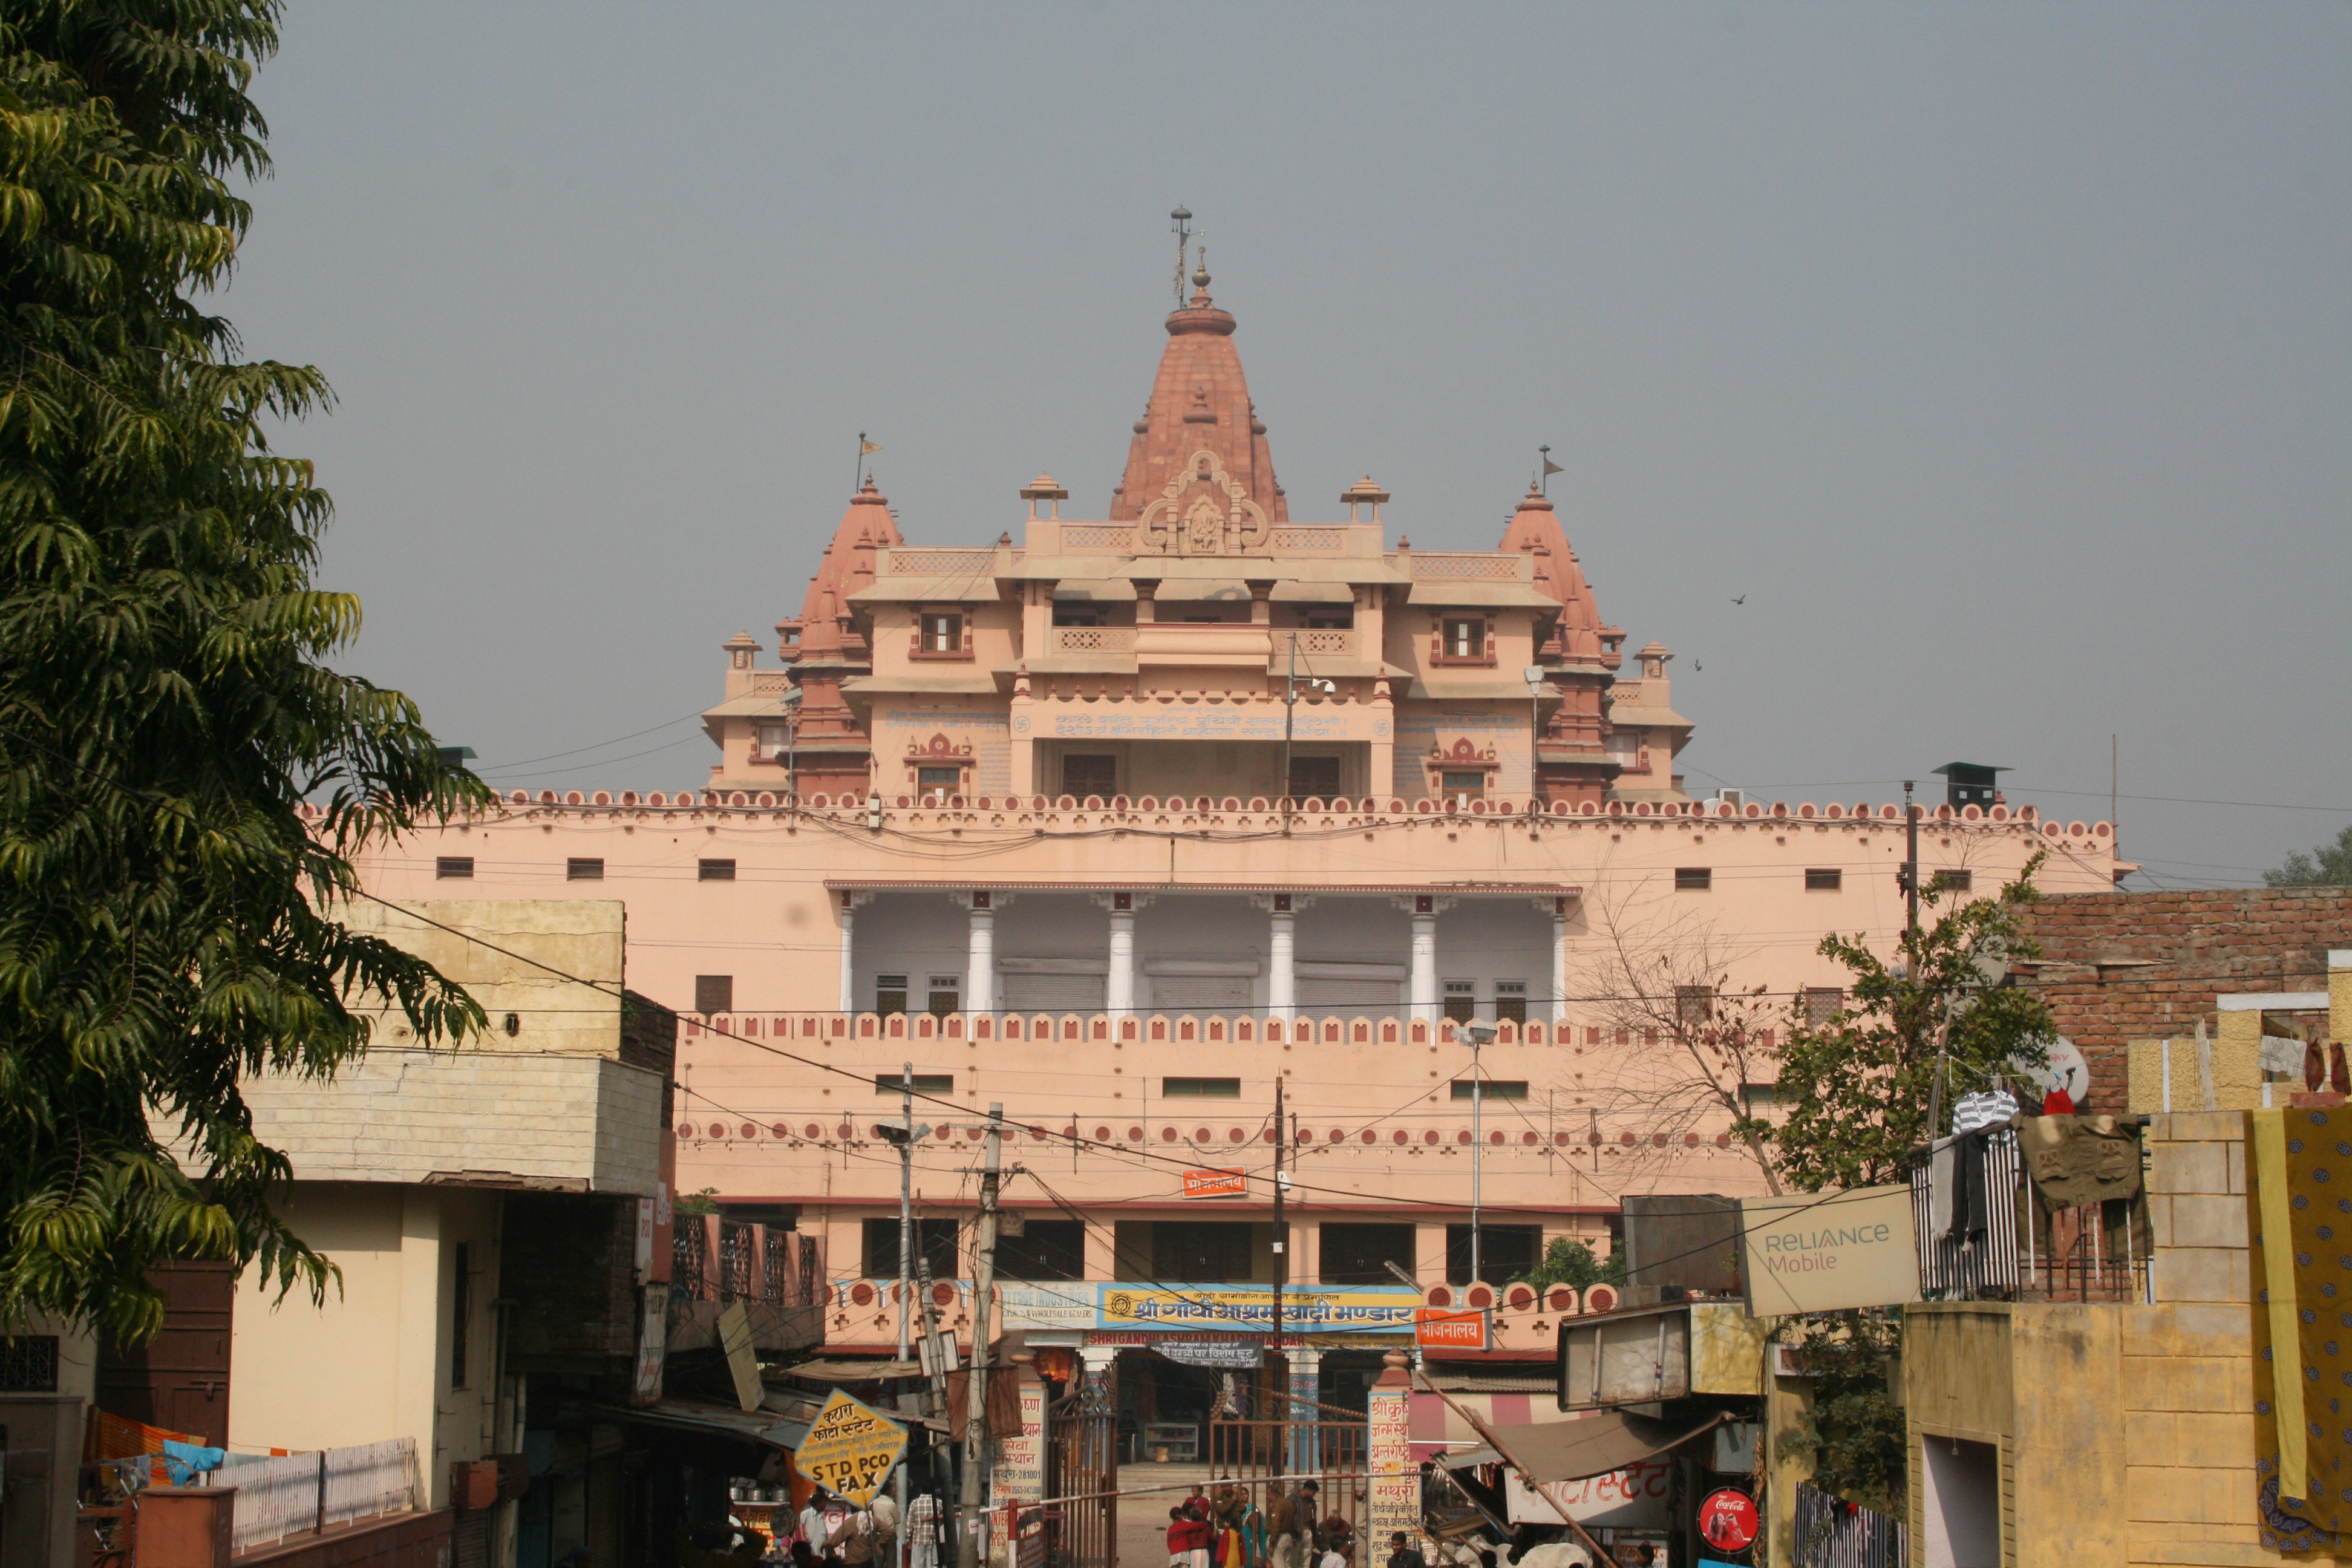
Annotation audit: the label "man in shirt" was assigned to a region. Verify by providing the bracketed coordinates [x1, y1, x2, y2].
[797, 1500, 832, 1562]
[905, 1492, 941, 1568]
[1385, 1533, 1427, 1568]
[1264, 1483, 1298, 1568]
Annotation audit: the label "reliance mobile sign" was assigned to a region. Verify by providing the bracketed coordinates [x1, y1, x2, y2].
[1738, 1185, 1920, 1316]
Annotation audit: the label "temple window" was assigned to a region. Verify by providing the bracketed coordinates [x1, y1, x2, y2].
[1062, 753, 1117, 799]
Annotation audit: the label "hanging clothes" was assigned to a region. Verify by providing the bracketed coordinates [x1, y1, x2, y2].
[2017, 1115, 2141, 1209]
[1951, 1089, 2019, 1136]
[1946, 1128, 1996, 1246]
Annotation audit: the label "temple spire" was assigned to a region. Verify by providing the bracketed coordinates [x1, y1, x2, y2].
[1107, 245, 1287, 524]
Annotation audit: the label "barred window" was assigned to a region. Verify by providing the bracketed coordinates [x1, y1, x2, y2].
[436, 856, 474, 879]
[0, 1336, 59, 1391]
[1675, 867, 1711, 891]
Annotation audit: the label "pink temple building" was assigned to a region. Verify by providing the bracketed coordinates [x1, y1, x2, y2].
[353, 267, 2125, 1414]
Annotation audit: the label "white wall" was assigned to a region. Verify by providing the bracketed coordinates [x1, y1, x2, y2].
[230, 1184, 503, 1509]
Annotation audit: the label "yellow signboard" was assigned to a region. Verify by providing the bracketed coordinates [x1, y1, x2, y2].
[795, 1388, 909, 1507]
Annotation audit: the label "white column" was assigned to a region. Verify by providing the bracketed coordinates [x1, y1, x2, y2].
[1552, 907, 1570, 1025]
[838, 900, 856, 1013]
[1269, 904, 1296, 1020]
[1409, 912, 1439, 1022]
[966, 895, 996, 1016]
[1107, 906, 1136, 1018]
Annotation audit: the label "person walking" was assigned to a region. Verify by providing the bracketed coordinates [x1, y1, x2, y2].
[1385, 1534, 1426, 1568]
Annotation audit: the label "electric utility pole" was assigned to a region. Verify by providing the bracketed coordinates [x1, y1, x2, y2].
[956, 1106, 1002, 1568]
[1902, 779, 1920, 937]
[897, 1065, 915, 1568]
[1271, 1074, 1285, 1461]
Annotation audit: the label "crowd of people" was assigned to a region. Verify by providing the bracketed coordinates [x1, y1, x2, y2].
[1163, 1479, 1389, 1568]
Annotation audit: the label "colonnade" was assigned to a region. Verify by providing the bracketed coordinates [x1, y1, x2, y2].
[837, 889, 1573, 1023]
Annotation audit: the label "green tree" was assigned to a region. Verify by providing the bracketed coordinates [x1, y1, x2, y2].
[1518, 1235, 1625, 1292]
[1, 2, 482, 1341]
[1779, 1310, 1906, 1514]
[1768, 859, 2055, 1193]
[2265, 825, 2352, 887]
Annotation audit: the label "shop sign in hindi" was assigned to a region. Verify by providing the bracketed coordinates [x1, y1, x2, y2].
[1507, 1463, 1672, 1530]
[989, 1377, 1047, 1509]
[1413, 1307, 1488, 1351]
[795, 1389, 910, 1507]
[1182, 1168, 1248, 1199]
[1739, 1185, 1921, 1316]
[1097, 1285, 1419, 1333]
[1365, 1382, 1417, 1540]
[996, 1285, 1100, 1331]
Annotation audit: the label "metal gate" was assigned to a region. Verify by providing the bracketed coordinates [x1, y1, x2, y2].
[1207, 1410, 1371, 1555]
[1045, 1376, 1119, 1568]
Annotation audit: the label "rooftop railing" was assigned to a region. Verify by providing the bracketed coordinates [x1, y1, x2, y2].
[1906, 1119, 2151, 1304]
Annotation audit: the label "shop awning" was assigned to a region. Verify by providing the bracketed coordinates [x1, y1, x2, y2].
[1440, 1410, 1728, 1484]
[771, 1358, 924, 1383]
[596, 1400, 811, 1452]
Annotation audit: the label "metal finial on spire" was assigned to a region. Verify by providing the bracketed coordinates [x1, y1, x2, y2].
[1192, 245, 1210, 292]
[1171, 207, 1194, 305]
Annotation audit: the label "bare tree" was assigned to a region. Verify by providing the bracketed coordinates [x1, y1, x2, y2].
[1567, 880, 1786, 1195]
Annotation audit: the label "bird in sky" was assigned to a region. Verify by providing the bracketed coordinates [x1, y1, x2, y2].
[1693, 661, 1704, 672]
[1731, 595, 1746, 606]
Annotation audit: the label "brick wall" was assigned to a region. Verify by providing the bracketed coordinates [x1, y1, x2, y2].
[2020, 887, 2352, 1114]
[235, 1509, 452, 1568]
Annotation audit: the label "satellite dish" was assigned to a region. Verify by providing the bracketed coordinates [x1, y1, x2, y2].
[2011, 1034, 2088, 1102]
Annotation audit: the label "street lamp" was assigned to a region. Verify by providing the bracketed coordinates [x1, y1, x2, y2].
[1280, 632, 1338, 812]
[1462, 1020, 1498, 1287]
[1522, 665, 1547, 805]
[780, 684, 803, 802]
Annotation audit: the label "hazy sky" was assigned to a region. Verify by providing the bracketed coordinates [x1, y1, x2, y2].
[226, 2, 2350, 888]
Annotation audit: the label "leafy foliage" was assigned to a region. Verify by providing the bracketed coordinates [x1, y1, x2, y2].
[1518, 1235, 1625, 1292]
[1, 1, 482, 1339]
[2266, 825, 2352, 887]
[1768, 860, 2054, 1192]
[1781, 1310, 1906, 1512]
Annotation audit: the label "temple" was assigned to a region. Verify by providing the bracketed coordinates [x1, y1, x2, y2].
[356, 261, 2125, 1400]
[707, 265, 1690, 808]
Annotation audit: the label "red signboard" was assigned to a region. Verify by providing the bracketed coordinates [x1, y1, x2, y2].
[1181, 1168, 1247, 1198]
[1697, 1488, 1759, 1553]
[1413, 1306, 1489, 1350]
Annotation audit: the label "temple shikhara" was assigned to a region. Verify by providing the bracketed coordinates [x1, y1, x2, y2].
[714, 260, 1684, 809]
[353, 257, 2125, 1401]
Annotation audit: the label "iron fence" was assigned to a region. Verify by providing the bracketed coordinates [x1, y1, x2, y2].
[1793, 1483, 1904, 1568]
